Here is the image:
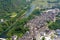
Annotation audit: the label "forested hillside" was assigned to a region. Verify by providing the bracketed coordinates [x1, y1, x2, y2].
[0, 0, 34, 38]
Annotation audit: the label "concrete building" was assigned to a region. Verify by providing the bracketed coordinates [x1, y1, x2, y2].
[56, 29, 60, 36]
[12, 35, 17, 40]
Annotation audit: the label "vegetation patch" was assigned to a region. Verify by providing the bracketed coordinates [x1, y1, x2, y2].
[48, 19, 60, 30]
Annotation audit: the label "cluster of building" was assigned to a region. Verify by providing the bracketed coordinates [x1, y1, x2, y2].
[17, 8, 60, 40]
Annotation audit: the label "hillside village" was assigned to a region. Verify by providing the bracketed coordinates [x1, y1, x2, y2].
[18, 8, 60, 40]
[0, 0, 60, 40]
[0, 8, 60, 40]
